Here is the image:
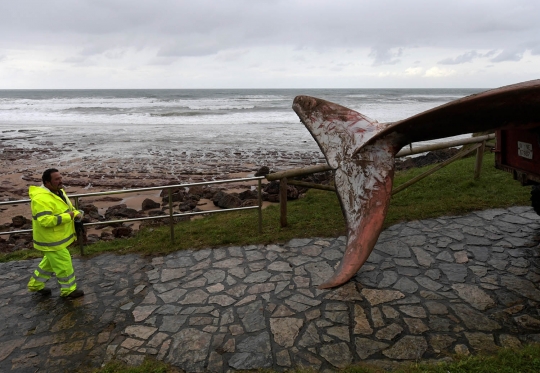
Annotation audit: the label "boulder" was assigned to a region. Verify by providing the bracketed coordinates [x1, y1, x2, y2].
[80, 203, 103, 220]
[112, 226, 133, 238]
[160, 187, 185, 203]
[148, 209, 167, 217]
[255, 166, 271, 177]
[87, 234, 100, 243]
[213, 191, 242, 209]
[142, 198, 161, 210]
[179, 199, 198, 212]
[187, 185, 205, 198]
[202, 187, 220, 199]
[239, 190, 258, 200]
[263, 181, 300, 201]
[11, 215, 28, 228]
[100, 231, 113, 241]
[105, 204, 140, 219]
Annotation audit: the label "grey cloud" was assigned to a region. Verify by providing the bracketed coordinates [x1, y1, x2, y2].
[369, 47, 402, 66]
[79, 44, 112, 57]
[63, 56, 87, 64]
[527, 41, 540, 55]
[491, 49, 525, 62]
[146, 56, 178, 66]
[438, 51, 479, 65]
[157, 38, 222, 58]
[438, 49, 509, 65]
[0, 0, 539, 71]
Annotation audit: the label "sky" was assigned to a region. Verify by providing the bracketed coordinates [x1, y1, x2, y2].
[0, 0, 539, 89]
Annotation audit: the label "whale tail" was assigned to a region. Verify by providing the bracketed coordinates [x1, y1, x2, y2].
[293, 96, 403, 289]
[292, 79, 540, 289]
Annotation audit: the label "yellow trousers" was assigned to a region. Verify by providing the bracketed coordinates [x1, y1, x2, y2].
[27, 248, 77, 296]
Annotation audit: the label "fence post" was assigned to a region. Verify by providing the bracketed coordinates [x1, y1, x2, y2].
[168, 188, 174, 244]
[474, 140, 486, 180]
[280, 177, 287, 228]
[258, 179, 262, 234]
[74, 196, 85, 256]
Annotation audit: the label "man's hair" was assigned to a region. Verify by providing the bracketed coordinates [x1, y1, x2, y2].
[42, 168, 59, 184]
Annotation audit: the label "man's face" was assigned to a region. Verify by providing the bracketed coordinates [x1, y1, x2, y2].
[45, 172, 64, 192]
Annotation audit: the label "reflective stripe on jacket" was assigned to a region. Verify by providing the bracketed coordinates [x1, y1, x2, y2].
[29, 185, 77, 251]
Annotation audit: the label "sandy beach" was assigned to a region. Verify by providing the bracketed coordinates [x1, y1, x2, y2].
[0, 139, 326, 228]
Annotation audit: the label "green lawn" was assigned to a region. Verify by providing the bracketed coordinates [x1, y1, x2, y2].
[1, 152, 531, 263]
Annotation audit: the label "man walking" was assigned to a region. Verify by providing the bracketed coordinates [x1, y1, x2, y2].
[27, 168, 84, 299]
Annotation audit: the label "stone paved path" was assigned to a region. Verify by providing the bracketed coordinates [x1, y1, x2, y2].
[1, 206, 540, 372]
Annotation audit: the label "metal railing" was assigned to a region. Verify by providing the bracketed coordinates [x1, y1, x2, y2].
[0, 176, 265, 254]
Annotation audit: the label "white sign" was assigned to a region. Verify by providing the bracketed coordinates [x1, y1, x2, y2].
[518, 141, 533, 159]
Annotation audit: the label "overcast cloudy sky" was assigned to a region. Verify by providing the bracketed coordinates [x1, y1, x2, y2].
[1, 0, 539, 89]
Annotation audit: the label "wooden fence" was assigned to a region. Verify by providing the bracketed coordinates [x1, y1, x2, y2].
[267, 134, 495, 227]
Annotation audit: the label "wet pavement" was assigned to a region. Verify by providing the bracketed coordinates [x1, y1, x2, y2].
[1, 206, 540, 372]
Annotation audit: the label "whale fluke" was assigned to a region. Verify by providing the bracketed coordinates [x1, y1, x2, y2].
[292, 79, 540, 288]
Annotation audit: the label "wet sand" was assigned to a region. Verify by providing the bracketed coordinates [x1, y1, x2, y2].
[1, 140, 326, 226]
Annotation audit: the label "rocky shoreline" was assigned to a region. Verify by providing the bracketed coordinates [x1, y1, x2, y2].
[1, 142, 466, 253]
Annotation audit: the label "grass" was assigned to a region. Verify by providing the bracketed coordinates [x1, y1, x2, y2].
[89, 343, 540, 373]
[387, 151, 531, 224]
[0, 152, 531, 263]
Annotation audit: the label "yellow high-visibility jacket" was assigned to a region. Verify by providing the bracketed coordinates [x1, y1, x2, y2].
[29, 185, 80, 251]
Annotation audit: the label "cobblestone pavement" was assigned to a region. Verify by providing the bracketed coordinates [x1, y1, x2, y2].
[1, 206, 540, 372]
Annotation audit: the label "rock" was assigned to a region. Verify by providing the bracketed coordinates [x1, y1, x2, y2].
[241, 199, 258, 207]
[112, 226, 133, 238]
[105, 204, 140, 219]
[11, 215, 28, 228]
[382, 336, 428, 360]
[320, 343, 352, 368]
[355, 338, 389, 359]
[213, 191, 242, 209]
[500, 275, 540, 301]
[464, 332, 499, 352]
[514, 315, 540, 329]
[262, 181, 300, 201]
[142, 198, 160, 210]
[361, 289, 405, 306]
[395, 148, 460, 171]
[270, 318, 303, 347]
[376, 323, 404, 341]
[239, 190, 258, 200]
[429, 334, 456, 353]
[353, 305, 373, 335]
[228, 332, 272, 370]
[160, 187, 185, 202]
[80, 203, 102, 220]
[254, 166, 270, 177]
[452, 284, 496, 310]
[148, 209, 167, 217]
[178, 197, 199, 211]
[167, 328, 212, 371]
[439, 263, 468, 282]
[201, 187, 220, 199]
[187, 185, 205, 198]
[450, 304, 501, 331]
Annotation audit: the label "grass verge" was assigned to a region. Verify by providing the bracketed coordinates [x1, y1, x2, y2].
[0, 152, 531, 263]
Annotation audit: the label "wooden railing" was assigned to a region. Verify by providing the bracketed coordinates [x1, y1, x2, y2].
[268, 134, 495, 227]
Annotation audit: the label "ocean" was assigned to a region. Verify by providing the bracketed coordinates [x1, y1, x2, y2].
[0, 88, 483, 161]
